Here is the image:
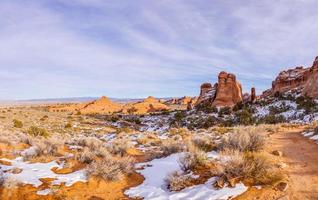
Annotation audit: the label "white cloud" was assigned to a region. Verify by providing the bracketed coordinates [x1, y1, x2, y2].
[0, 0, 317, 99]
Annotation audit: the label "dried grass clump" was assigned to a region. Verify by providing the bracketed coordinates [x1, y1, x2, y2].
[160, 140, 185, 157]
[13, 119, 23, 128]
[219, 150, 284, 186]
[179, 149, 207, 172]
[22, 139, 59, 160]
[27, 126, 49, 138]
[86, 155, 133, 181]
[169, 128, 190, 138]
[76, 137, 103, 151]
[165, 171, 194, 191]
[219, 127, 265, 152]
[75, 147, 96, 164]
[191, 135, 216, 152]
[107, 138, 131, 156]
[3, 176, 21, 189]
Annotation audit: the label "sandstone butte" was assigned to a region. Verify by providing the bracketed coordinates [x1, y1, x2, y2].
[195, 71, 243, 107]
[122, 96, 169, 114]
[49, 96, 122, 114]
[262, 56, 318, 98]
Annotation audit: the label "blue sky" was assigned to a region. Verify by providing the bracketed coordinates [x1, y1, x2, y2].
[1, 0, 318, 100]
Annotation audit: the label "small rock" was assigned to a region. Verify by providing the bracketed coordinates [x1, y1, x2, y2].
[272, 150, 283, 157]
[275, 182, 288, 192]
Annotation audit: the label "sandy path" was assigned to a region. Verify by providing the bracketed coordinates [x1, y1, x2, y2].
[268, 128, 318, 200]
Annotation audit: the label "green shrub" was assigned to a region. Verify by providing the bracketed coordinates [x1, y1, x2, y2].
[13, 119, 23, 128]
[27, 126, 49, 137]
[259, 114, 286, 124]
[296, 96, 317, 114]
[218, 107, 231, 117]
[235, 109, 255, 125]
[170, 111, 187, 128]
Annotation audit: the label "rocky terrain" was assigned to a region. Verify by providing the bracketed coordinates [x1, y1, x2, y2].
[1, 56, 318, 200]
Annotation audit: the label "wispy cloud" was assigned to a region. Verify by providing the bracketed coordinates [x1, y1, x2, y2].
[0, 0, 317, 99]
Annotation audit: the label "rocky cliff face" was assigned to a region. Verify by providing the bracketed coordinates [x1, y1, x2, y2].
[302, 56, 318, 98]
[196, 71, 243, 107]
[263, 56, 318, 98]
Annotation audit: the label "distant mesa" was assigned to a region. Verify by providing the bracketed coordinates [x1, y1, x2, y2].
[263, 56, 318, 98]
[196, 71, 243, 108]
[49, 96, 122, 114]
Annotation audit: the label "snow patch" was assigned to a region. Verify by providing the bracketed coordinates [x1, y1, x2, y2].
[125, 153, 247, 200]
[0, 157, 87, 188]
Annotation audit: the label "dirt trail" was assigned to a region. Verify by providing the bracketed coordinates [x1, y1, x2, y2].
[269, 128, 318, 200]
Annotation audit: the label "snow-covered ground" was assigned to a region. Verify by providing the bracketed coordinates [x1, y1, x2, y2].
[0, 157, 86, 192]
[302, 131, 318, 143]
[125, 153, 248, 200]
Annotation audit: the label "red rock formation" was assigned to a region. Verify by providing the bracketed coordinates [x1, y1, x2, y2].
[302, 56, 318, 98]
[196, 71, 243, 107]
[212, 72, 243, 107]
[271, 66, 310, 95]
[251, 87, 256, 102]
[263, 56, 318, 98]
[122, 96, 169, 114]
[195, 83, 217, 105]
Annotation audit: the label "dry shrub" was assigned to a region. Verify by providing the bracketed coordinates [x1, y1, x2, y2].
[107, 138, 131, 156]
[211, 126, 233, 135]
[219, 127, 265, 152]
[13, 119, 23, 128]
[220, 150, 283, 186]
[76, 137, 103, 151]
[169, 128, 190, 137]
[165, 171, 194, 191]
[75, 147, 96, 164]
[86, 155, 133, 181]
[160, 140, 185, 157]
[22, 139, 59, 160]
[3, 176, 21, 189]
[27, 126, 49, 138]
[179, 149, 207, 172]
[191, 135, 215, 152]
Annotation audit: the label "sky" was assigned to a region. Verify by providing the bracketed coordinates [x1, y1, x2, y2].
[0, 0, 318, 100]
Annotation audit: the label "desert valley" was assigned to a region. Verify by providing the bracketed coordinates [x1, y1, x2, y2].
[2, 1, 318, 199]
[1, 56, 318, 200]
